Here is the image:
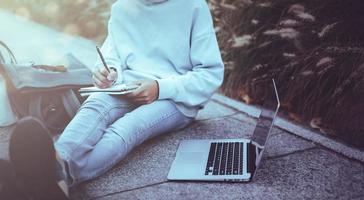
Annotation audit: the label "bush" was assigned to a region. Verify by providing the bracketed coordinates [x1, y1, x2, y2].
[211, 0, 364, 147]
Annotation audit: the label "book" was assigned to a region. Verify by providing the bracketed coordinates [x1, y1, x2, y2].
[79, 84, 139, 97]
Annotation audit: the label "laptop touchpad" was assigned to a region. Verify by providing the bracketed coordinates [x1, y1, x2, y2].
[177, 152, 205, 164]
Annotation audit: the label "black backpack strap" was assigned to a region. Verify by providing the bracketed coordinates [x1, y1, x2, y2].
[0, 49, 4, 63]
[0, 41, 17, 64]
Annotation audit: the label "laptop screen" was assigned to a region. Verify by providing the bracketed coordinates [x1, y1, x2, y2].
[248, 79, 280, 178]
[250, 107, 276, 147]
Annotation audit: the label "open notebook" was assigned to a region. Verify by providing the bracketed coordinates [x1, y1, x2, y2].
[79, 84, 139, 97]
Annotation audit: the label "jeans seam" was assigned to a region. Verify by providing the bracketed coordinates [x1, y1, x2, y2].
[67, 104, 126, 154]
[85, 108, 182, 181]
[145, 109, 180, 133]
[64, 104, 132, 184]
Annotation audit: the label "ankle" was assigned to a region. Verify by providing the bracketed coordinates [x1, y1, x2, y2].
[55, 151, 70, 197]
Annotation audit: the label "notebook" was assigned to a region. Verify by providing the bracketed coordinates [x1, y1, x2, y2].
[79, 84, 139, 97]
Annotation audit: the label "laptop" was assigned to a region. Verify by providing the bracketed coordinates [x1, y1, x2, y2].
[167, 79, 280, 182]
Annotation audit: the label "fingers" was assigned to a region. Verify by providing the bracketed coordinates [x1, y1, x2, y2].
[92, 68, 115, 88]
[93, 77, 109, 89]
[107, 70, 118, 81]
[93, 72, 109, 84]
[99, 68, 109, 77]
[124, 80, 158, 105]
[127, 90, 154, 105]
[92, 68, 107, 80]
[132, 80, 144, 85]
[97, 68, 117, 81]
[125, 85, 143, 98]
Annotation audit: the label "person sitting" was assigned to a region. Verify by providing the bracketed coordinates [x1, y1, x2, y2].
[9, 0, 224, 199]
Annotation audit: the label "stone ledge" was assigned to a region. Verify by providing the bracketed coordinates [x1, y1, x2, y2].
[212, 93, 364, 163]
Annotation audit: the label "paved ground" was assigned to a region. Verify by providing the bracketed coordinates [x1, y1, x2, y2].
[1, 10, 363, 200]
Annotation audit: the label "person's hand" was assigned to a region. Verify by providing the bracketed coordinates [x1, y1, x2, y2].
[125, 80, 159, 105]
[92, 67, 118, 88]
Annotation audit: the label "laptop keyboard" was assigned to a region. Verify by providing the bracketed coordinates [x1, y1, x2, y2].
[205, 142, 244, 176]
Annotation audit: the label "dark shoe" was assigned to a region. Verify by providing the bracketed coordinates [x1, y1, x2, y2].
[0, 159, 31, 200]
[0, 159, 14, 199]
[9, 117, 69, 200]
[0, 159, 25, 200]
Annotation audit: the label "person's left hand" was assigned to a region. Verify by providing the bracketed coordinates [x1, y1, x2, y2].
[125, 80, 159, 105]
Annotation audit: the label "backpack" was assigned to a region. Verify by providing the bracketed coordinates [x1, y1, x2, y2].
[0, 41, 93, 133]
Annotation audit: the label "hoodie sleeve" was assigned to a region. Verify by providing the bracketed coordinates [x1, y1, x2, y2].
[157, 2, 224, 107]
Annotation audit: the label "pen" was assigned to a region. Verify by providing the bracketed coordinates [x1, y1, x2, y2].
[96, 46, 110, 73]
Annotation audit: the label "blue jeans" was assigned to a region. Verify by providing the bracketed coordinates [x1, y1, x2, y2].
[54, 93, 192, 186]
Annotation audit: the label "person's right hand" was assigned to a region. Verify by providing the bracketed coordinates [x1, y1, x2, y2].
[92, 67, 118, 89]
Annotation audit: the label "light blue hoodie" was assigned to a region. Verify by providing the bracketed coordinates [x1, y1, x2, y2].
[95, 0, 224, 117]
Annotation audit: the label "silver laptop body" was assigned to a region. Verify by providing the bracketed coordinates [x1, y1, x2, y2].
[168, 79, 280, 182]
